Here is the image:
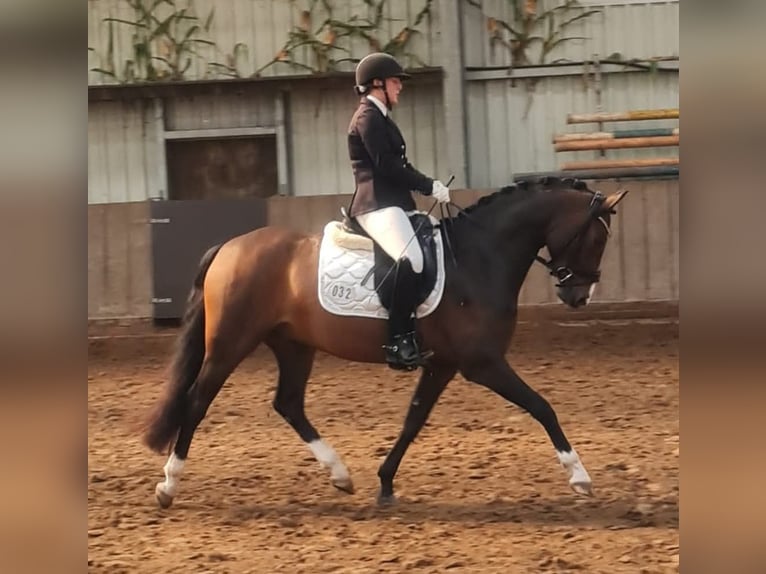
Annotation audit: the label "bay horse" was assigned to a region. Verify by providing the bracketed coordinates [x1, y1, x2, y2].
[142, 177, 628, 508]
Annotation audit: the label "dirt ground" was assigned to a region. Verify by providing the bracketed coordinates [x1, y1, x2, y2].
[88, 318, 678, 574]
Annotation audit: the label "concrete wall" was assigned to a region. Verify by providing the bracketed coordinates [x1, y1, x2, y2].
[88, 202, 153, 319]
[87, 179, 678, 320]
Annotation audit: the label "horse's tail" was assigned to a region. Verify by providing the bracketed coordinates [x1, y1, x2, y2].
[142, 243, 223, 454]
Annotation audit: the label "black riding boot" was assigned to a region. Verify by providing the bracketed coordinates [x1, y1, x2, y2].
[384, 258, 431, 371]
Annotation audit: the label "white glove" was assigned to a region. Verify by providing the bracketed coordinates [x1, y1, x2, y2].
[431, 180, 451, 204]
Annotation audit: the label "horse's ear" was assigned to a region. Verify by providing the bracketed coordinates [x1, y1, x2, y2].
[572, 179, 588, 191]
[602, 189, 629, 213]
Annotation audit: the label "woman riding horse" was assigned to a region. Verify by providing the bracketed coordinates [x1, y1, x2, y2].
[346, 52, 451, 371]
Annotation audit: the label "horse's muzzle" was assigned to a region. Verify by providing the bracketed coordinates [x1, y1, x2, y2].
[557, 283, 594, 309]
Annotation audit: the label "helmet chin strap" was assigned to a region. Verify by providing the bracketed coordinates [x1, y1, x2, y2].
[373, 80, 392, 110]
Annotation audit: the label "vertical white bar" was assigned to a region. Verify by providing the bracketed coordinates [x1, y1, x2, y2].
[438, 0, 468, 188]
[275, 91, 290, 196]
[153, 98, 168, 200]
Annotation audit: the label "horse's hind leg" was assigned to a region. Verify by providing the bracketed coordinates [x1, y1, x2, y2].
[155, 356, 238, 508]
[267, 335, 354, 494]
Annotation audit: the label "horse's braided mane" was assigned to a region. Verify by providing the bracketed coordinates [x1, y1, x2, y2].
[459, 176, 595, 216]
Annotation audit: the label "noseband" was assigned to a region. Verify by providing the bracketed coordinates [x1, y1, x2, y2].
[535, 191, 609, 287]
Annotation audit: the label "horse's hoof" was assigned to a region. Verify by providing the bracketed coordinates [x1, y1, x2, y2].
[155, 484, 174, 509]
[376, 492, 397, 506]
[331, 476, 355, 494]
[571, 481, 593, 497]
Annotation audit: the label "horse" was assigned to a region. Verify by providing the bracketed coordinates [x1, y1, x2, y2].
[141, 176, 628, 509]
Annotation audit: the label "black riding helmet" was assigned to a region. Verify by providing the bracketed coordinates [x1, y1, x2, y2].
[354, 52, 410, 97]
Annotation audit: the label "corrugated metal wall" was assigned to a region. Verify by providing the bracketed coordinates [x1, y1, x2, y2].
[462, 0, 679, 67]
[88, 0, 439, 85]
[164, 91, 277, 131]
[88, 1, 679, 196]
[466, 69, 679, 187]
[88, 99, 164, 204]
[88, 72, 678, 202]
[88, 80, 444, 203]
[461, 0, 680, 186]
[89, 1, 679, 85]
[289, 81, 446, 196]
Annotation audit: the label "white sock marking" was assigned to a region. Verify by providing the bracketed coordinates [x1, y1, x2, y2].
[557, 449, 592, 486]
[159, 452, 185, 498]
[308, 439, 350, 483]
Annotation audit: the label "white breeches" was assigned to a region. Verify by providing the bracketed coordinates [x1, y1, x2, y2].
[356, 206, 424, 273]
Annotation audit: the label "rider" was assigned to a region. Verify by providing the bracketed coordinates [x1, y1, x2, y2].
[346, 52, 451, 370]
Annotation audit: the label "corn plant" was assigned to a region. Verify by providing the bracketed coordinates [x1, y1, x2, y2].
[256, 0, 434, 76]
[327, 0, 434, 67]
[465, 0, 601, 117]
[466, 0, 600, 67]
[90, 0, 217, 82]
[207, 42, 250, 79]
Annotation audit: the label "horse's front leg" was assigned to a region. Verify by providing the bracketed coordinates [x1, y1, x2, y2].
[461, 358, 593, 496]
[377, 362, 457, 505]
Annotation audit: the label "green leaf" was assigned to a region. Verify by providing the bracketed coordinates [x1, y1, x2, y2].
[319, 0, 334, 17]
[103, 17, 147, 29]
[558, 10, 601, 31]
[182, 24, 201, 43]
[90, 67, 118, 79]
[412, 0, 433, 27]
[149, 14, 175, 40]
[204, 7, 215, 32]
[233, 42, 249, 58]
[499, 19, 521, 38]
[373, 0, 385, 26]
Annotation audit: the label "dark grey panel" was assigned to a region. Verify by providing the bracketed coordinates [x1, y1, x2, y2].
[149, 199, 268, 319]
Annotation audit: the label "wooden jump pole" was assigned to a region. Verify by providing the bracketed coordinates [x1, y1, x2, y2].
[567, 108, 679, 124]
[561, 157, 679, 170]
[554, 135, 679, 152]
[553, 127, 679, 143]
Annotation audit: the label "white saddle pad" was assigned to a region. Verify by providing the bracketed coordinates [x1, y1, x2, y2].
[317, 220, 446, 319]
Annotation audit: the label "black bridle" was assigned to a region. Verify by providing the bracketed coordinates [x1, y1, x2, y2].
[534, 191, 608, 287]
[427, 186, 613, 292]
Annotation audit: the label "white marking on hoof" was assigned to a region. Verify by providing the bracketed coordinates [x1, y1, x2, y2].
[155, 483, 174, 508]
[331, 475, 355, 494]
[155, 452, 185, 507]
[308, 439, 353, 493]
[570, 481, 593, 497]
[558, 449, 593, 496]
